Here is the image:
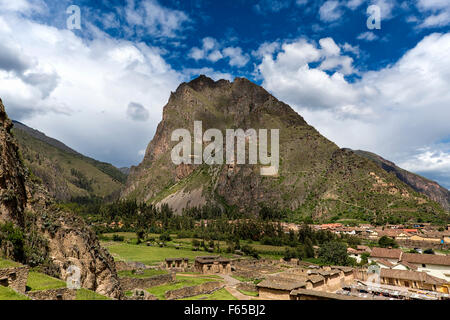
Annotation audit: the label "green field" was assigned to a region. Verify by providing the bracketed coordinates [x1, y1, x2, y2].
[101, 232, 286, 261]
[237, 289, 259, 297]
[103, 242, 225, 265]
[146, 275, 221, 300]
[76, 288, 110, 300]
[26, 271, 66, 291]
[0, 286, 30, 300]
[118, 269, 168, 278]
[182, 288, 237, 300]
[0, 258, 21, 269]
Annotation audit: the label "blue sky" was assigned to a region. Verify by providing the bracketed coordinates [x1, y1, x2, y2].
[0, 0, 449, 188]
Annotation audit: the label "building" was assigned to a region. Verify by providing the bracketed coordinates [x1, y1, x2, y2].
[401, 253, 450, 281]
[194, 256, 231, 274]
[369, 247, 450, 282]
[379, 269, 448, 293]
[368, 247, 403, 265]
[164, 258, 189, 271]
[257, 278, 306, 300]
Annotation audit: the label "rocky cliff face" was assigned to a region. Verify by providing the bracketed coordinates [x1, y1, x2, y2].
[351, 149, 450, 211]
[122, 76, 448, 222]
[0, 99, 122, 299]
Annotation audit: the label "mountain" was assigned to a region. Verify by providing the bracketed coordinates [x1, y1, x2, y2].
[0, 99, 122, 298]
[350, 149, 450, 211]
[122, 76, 448, 223]
[12, 121, 126, 201]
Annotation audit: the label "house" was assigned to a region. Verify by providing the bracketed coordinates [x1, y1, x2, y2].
[368, 247, 403, 265]
[194, 256, 231, 274]
[379, 269, 448, 293]
[347, 246, 371, 263]
[402, 253, 450, 281]
[257, 278, 306, 300]
[369, 247, 450, 282]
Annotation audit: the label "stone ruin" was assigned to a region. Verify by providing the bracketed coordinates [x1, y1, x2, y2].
[0, 266, 29, 294]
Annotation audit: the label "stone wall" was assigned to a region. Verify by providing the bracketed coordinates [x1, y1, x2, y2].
[236, 282, 257, 292]
[27, 288, 77, 300]
[0, 266, 29, 294]
[120, 273, 175, 291]
[165, 281, 224, 300]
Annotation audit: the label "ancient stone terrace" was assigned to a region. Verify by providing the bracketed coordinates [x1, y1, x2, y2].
[194, 256, 231, 274]
[0, 266, 29, 294]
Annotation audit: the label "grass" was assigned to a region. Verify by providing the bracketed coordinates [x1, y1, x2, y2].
[103, 242, 222, 265]
[237, 289, 259, 297]
[146, 275, 220, 300]
[76, 288, 110, 300]
[182, 288, 237, 300]
[26, 271, 66, 291]
[0, 286, 30, 300]
[118, 269, 168, 278]
[0, 258, 21, 269]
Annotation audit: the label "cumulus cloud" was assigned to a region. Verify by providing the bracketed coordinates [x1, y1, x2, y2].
[222, 47, 250, 67]
[124, 0, 190, 38]
[0, 7, 183, 167]
[319, 1, 343, 22]
[127, 102, 149, 121]
[415, 0, 450, 28]
[257, 32, 450, 187]
[188, 38, 249, 68]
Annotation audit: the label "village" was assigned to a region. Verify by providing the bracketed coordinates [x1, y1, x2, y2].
[3, 221, 448, 301]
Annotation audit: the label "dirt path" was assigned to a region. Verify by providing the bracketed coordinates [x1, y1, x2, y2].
[218, 274, 257, 300]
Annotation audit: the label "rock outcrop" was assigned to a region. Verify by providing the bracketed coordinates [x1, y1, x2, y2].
[0, 98, 122, 299]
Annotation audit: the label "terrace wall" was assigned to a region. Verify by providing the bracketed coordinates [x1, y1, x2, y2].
[165, 281, 224, 300]
[120, 273, 176, 291]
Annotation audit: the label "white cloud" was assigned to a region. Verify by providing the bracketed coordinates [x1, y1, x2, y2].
[257, 33, 450, 187]
[222, 47, 250, 67]
[0, 10, 183, 167]
[0, 0, 47, 15]
[357, 31, 379, 41]
[342, 42, 360, 57]
[124, 0, 189, 38]
[415, 0, 450, 28]
[345, 0, 364, 10]
[252, 41, 281, 59]
[183, 67, 233, 82]
[189, 38, 249, 68]
[319, 1, 343, 22]
[188, 37, 222, 62]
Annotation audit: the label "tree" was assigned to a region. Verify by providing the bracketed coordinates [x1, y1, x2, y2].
[318, 242, 349, 266]
[378, 236, 398, 248]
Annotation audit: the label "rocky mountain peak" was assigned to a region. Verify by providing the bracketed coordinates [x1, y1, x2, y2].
[122, 77, 448, 221]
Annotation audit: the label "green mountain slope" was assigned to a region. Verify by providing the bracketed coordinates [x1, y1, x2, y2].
[351, 149, 450, 212]
[121, 76, 449, 224]
[12, 121, 126, 201]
